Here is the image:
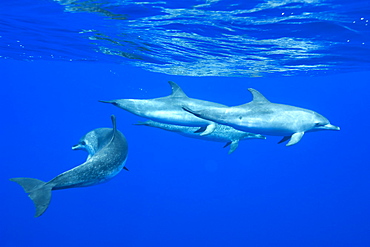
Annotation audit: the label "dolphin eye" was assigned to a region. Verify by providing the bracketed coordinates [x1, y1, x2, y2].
[315, 123, 321, 126]
[81, 141, 86, 145]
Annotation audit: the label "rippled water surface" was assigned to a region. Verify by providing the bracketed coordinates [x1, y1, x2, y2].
[1, 0, 370, 76]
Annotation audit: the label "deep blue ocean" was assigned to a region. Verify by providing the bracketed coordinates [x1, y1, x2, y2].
[1, 0, 370, 246]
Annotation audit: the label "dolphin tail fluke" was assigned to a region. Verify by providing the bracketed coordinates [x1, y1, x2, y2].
[10, 177, 52, 217]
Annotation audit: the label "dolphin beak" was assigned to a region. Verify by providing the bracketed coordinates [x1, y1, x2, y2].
[322, 124, 340, 131]
[99, 100, 118, 106]
[256, 134, 266, 139]
[72, 144, 82, 150]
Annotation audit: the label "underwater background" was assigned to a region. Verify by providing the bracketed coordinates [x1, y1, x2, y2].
[1, 0, 370, 246]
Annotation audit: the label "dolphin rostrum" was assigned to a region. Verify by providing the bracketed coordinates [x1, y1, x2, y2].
[183, 88, 340, 146]
[135, 120, 266, 154]
[10, 115, 128, 217]
[99, 81, 227, 136]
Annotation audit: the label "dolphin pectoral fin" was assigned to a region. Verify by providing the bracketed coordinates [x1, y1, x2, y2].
[286, 132, 304, 146]
[123, 167, 129, 171]
[278, 136, 291, 144]
[194, 126, 207, 133]
[199, 123, 216, 136]
[182, 107, 206, 120]
[10, 177, 52, 217]
[223, 141, 239, 154]
[183, 107, 198, 115]
[223, 141, 231, 148]
[228, 140, 239, 154]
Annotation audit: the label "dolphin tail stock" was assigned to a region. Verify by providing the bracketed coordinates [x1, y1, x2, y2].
[10, 177, 53, 217]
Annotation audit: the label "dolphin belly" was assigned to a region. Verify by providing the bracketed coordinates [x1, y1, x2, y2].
[238, 125, 296, 136]
[148, 110, 211, 127]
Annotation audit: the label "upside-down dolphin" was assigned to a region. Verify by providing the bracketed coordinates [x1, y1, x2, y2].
[10, 115, 128, 217]
[135, 120, 266, 154]
[183, 88, 340, 146]
[99, 81, 227, 135]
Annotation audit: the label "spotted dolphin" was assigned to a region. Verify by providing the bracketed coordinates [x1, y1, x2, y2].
[10, 115, 128, 217]
[135, 120, 266, 154]
[99, 81, 227, 135]
[183, 88, 340, 146]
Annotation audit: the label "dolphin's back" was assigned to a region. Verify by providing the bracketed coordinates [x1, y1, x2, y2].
[50, 129, 128, 190]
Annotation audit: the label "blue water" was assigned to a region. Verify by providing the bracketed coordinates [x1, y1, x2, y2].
[1, 0, 370, 246]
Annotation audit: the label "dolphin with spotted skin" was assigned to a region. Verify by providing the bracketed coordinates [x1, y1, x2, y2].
[135, 120, 266, 154]
[99, 81, 226, 136]
[183, 88, 340, 146]
[10, 115, 128, 217]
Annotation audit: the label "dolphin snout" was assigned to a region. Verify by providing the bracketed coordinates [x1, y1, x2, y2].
[72, 144, 82, 150]
[99, 100, 118, 106]
[323, 124, 340, 131]
[255, 134, 266, 139]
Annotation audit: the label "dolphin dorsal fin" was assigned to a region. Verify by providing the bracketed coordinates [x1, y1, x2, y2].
[109, 115, 117, 143]
[168, 81, 188, 98]
[248, 88, 270, 104]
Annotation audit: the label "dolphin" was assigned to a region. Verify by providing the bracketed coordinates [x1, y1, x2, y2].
[183, 88, 340, 146]
[10, 115, 128, 217]
[135, 120, 266, 154]
[99, 81, 227, 136]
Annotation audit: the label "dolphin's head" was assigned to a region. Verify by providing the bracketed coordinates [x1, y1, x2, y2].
[309, 112, 340, 132]
[99, 99, 150, 114]
[72, 128, 113, 159]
